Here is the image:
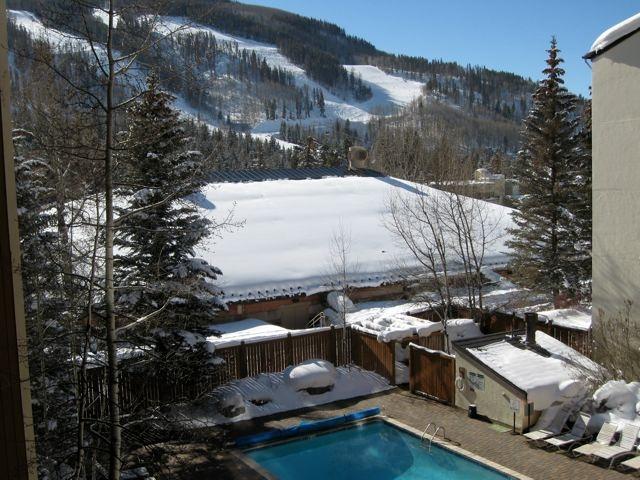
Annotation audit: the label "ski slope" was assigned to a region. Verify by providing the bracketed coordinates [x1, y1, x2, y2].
[11, 10, 427, 147]
[153, 17, 426, 130]
[344, 65, 425, 110]
[10, 10, 97, 52]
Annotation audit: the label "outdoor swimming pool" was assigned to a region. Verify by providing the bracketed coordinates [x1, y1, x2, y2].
[245, 420, 514, 479]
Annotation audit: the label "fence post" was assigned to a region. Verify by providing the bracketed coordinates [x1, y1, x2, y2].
[286, 333, 293, 367]
[329, 326, 337, 366]
[408, 344, 414, 393]
[390, 340, 396, 386]
[239, 340, 248, 378]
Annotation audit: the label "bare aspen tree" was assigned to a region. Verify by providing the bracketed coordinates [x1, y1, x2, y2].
[11, 2, 212, 478]
[386, 182, 503, 350]
[327, 222, 358, 366]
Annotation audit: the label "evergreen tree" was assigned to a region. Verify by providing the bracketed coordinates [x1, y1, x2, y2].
[116, 75, 222, 325]
[569, 99, 593, 296]
[507, 38, 581, 298]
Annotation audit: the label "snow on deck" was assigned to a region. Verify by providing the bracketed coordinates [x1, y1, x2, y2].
[466, 331, 599, 410]
[197, 176, 513, 302]
[588, 11, 640, 57]
[170, 364, 393, 426]
[537, 309, 592, 332]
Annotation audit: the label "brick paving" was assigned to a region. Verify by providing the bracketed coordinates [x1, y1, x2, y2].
[225, 388, 631, 480]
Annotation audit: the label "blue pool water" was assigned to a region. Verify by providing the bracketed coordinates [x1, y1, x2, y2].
[246, 420, 512, 480]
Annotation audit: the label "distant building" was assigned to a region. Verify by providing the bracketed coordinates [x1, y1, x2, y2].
[200, 167, 513, 328]
[435, 168, 518, 205]
[585, 13, 640, 321]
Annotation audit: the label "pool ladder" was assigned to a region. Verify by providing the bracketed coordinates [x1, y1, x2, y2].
[421, 423, 446, 452]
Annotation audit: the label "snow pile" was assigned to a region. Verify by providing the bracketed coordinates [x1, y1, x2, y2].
[327, 291, 355, 313]
[446, 319, 483, 342]
[350, 313, 443, 343]
[588, 12, 640, 57]
[587, 381, 640, 431]
[171, 364, 392, 425]
[206, 318, 289, 348]
[467, 331, 599, 410]
[285, 359, 337, 391]
[198, 176, 513, 302]
[537, 309, 592, 332]
[216, 390, 245, 418]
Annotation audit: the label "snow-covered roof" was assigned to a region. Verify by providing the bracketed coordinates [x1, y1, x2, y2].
[537, 308, 592, 332]
[586, 12, 640, 59]
[458, 331, 599, 410]
[206, 318, 289, 348]
[323, 299, 442, 342]
[208, 166, 382, 184]
[197, 175, 513, 302]
[446, 318, 483, 342]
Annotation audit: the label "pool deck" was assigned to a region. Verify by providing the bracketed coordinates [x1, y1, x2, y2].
[223, 388, 630, 480]
[144, 388, 632, 479]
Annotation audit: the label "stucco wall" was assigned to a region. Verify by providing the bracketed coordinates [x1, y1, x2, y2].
[454, 354, 536, 432]
[592, 32, 640, 322]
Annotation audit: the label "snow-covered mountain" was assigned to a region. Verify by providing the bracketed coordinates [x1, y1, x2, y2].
[8, 1, 536, 154]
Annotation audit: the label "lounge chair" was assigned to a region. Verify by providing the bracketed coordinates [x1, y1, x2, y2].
[592, 423, 640, 468]
[572, 422, 618, 457]
[524, 403, 573, 442]
[544, 412, 592, 450]
[619, 448, 640, 471]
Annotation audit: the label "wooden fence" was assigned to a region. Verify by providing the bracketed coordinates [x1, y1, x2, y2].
[85, 325, 394, 414]
[351, 328, 395, 385]
[458, 307, 593, 357]
[409, 344, 455, 405]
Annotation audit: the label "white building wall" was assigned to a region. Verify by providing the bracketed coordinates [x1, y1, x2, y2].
[592, 32, 640, 321]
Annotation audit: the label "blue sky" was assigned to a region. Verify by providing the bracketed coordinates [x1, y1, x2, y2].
[244, 0, 640, 96]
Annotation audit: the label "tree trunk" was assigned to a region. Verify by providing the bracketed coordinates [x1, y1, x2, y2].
[105, 2, 121, 479]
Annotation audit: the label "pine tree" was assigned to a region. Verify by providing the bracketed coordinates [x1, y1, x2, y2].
[116, 75, 222, 325]
[568, 99, 592, 296]
[507, 38, 581, 298]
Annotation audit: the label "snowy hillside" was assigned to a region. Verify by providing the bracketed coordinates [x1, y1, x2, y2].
[152, 17, 424, 134]
[343, 65, 425, 110]
[10, 9, 428, 147]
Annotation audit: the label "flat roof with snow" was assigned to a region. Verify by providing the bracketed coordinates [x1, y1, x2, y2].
[537, 309, 592, 332]
[195, 174, 514, 302]
[455, 331, 599, 410]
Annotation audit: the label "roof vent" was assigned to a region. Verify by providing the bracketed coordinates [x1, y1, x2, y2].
[525, 312, 538, 346]
[348, 146, 369, 170]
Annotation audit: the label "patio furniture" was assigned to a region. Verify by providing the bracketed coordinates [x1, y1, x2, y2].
[544, 412, 592, 450]
[571, 421, 618, 457]
[619, 449, 640, 472]
[592, 423, 640, 468]
[524, 403, 573, 442]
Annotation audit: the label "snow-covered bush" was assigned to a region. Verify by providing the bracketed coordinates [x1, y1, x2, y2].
[216, 390, 245, 418]
[584, 380, 640, 431]
[285, 359, 337, 392]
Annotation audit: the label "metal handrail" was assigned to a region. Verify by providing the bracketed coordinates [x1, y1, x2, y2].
[421, 422, 436, 442]
[307, 311, 327, 328]
[428, 426, 446, 451]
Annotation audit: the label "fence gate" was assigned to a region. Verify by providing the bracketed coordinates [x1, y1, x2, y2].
[409, 344, 455, 405]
